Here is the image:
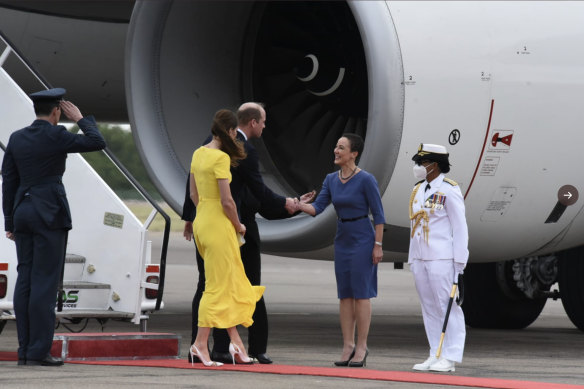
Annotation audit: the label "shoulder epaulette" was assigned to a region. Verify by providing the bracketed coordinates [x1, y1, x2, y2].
[444, 178, 458, 186]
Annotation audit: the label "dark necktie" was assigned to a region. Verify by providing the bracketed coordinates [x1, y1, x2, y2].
[425, 184, 431, 192]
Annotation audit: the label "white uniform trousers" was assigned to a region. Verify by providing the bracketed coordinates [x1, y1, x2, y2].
[411, 259, 466, 363]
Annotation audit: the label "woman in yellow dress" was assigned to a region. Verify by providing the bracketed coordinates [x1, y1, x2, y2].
[189, 109, 265, 366]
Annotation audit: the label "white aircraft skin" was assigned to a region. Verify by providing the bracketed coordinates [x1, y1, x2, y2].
[121, 0, 584, 265]
[1, 1, 583, 330]
[385, 1, 584, 262]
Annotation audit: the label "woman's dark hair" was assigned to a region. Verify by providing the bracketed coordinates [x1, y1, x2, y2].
[211, 109, 246, 166]
[341, 133, 365, 163]
[437, 161, 451, 174]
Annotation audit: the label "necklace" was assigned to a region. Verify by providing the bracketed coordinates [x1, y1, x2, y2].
[339, 166, 357, 180]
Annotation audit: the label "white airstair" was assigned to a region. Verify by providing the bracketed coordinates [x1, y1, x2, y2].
[0, 30, 169, 334]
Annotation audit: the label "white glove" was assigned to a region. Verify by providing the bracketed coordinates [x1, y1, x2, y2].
[453, 261, 465, 283]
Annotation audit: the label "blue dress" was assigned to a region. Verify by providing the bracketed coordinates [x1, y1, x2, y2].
[312, 170, 385, 299]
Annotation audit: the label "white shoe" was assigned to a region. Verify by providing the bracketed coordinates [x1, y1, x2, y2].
[429, 358, 455, 372]
[412, 355, 438, 371]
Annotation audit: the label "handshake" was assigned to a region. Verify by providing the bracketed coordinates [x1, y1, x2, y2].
[284, 190, 317, 214]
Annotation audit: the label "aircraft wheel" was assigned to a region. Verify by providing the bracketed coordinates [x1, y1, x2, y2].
[462, 261, 547, 329]
[557, 248, 584, 331]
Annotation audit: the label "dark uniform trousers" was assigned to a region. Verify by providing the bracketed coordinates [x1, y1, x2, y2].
[13, 196, 68, 360]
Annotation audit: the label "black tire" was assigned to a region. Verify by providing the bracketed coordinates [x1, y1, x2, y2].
[557, 248, 584, 331]
[462, 261, 547, 329]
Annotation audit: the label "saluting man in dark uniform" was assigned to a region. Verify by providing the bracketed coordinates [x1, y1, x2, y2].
[2, 88, 106, 366]
[408, 143, 469, 373]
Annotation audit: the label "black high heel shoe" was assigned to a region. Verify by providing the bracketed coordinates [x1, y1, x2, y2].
[348, 349, 368, 367]
[334, 348, 355, 366]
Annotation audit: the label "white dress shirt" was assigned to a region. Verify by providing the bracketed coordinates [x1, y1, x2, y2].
[237, 128, 248, 141]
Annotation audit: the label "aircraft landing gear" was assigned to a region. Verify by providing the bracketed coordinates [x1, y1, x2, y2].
[462, 258, 553, 329]
[557, 247, 584, 331]
[509, 255, 559, 300]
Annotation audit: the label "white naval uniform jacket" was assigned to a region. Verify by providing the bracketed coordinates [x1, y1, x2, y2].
[408, 173, 469, 265]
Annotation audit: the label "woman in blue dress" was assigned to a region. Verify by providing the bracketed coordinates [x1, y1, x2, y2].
[297, 133, 385, 367]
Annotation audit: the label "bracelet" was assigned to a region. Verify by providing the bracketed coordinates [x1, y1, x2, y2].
[375, 241, 382, 247]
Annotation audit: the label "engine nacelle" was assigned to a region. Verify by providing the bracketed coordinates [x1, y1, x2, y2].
[126, 1, 402, 257]
[127, 1, 584, 262]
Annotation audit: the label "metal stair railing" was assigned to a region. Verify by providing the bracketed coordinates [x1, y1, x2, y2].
[0, 29, 169, 312]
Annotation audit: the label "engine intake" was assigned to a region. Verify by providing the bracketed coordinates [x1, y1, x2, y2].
[126, 0, 404, 255]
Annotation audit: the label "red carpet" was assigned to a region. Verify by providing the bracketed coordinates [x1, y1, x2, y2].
[2, 350, 582, 388]
[0, 351, 18, 361]
[67, 359, 584, 389]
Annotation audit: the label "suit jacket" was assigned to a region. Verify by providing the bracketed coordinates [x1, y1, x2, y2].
[2, 116, 106, 231]
[181, 131, 287, 223]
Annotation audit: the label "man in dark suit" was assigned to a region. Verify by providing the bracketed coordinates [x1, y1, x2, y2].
[182, 102, 311, 364]
[2, 88, 106, 366]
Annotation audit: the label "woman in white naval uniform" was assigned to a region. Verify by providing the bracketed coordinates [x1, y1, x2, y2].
[408, 144, 469, 373]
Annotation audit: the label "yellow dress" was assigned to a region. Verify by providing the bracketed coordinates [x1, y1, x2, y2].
[191, 146, 264, 328]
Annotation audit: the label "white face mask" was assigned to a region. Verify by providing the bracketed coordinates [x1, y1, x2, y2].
[413, 163, 434, 180]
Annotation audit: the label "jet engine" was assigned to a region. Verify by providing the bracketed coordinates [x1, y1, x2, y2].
[126, 1, 404, 256]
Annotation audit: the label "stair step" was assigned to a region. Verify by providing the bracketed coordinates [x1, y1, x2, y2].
[63, 281, 110, 289]
[64, 253, 86, 280]
[60, 281, 111, 310]
[65, 254, 86, 264]
[56, 310, 134, 319]
[2, 310, 132, 320]
[50, 332, 180, 361]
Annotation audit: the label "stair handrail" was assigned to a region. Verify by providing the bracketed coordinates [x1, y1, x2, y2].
[0, 29, 168, 311]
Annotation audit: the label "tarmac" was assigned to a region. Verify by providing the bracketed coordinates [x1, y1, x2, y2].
[1, 232, 583, 388]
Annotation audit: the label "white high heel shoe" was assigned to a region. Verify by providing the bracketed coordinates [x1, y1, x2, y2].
[229, 343, 253, 365]
[190, 344, 224, 367]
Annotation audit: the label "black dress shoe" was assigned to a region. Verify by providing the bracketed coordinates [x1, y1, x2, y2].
[210, 350, 233, 364]
[249, 353, 273, 364]
[17, 359, 26, 366]
[334, 348, 355, 367]
[26, 355, 64, 366]
[348, 349, 368, 368]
